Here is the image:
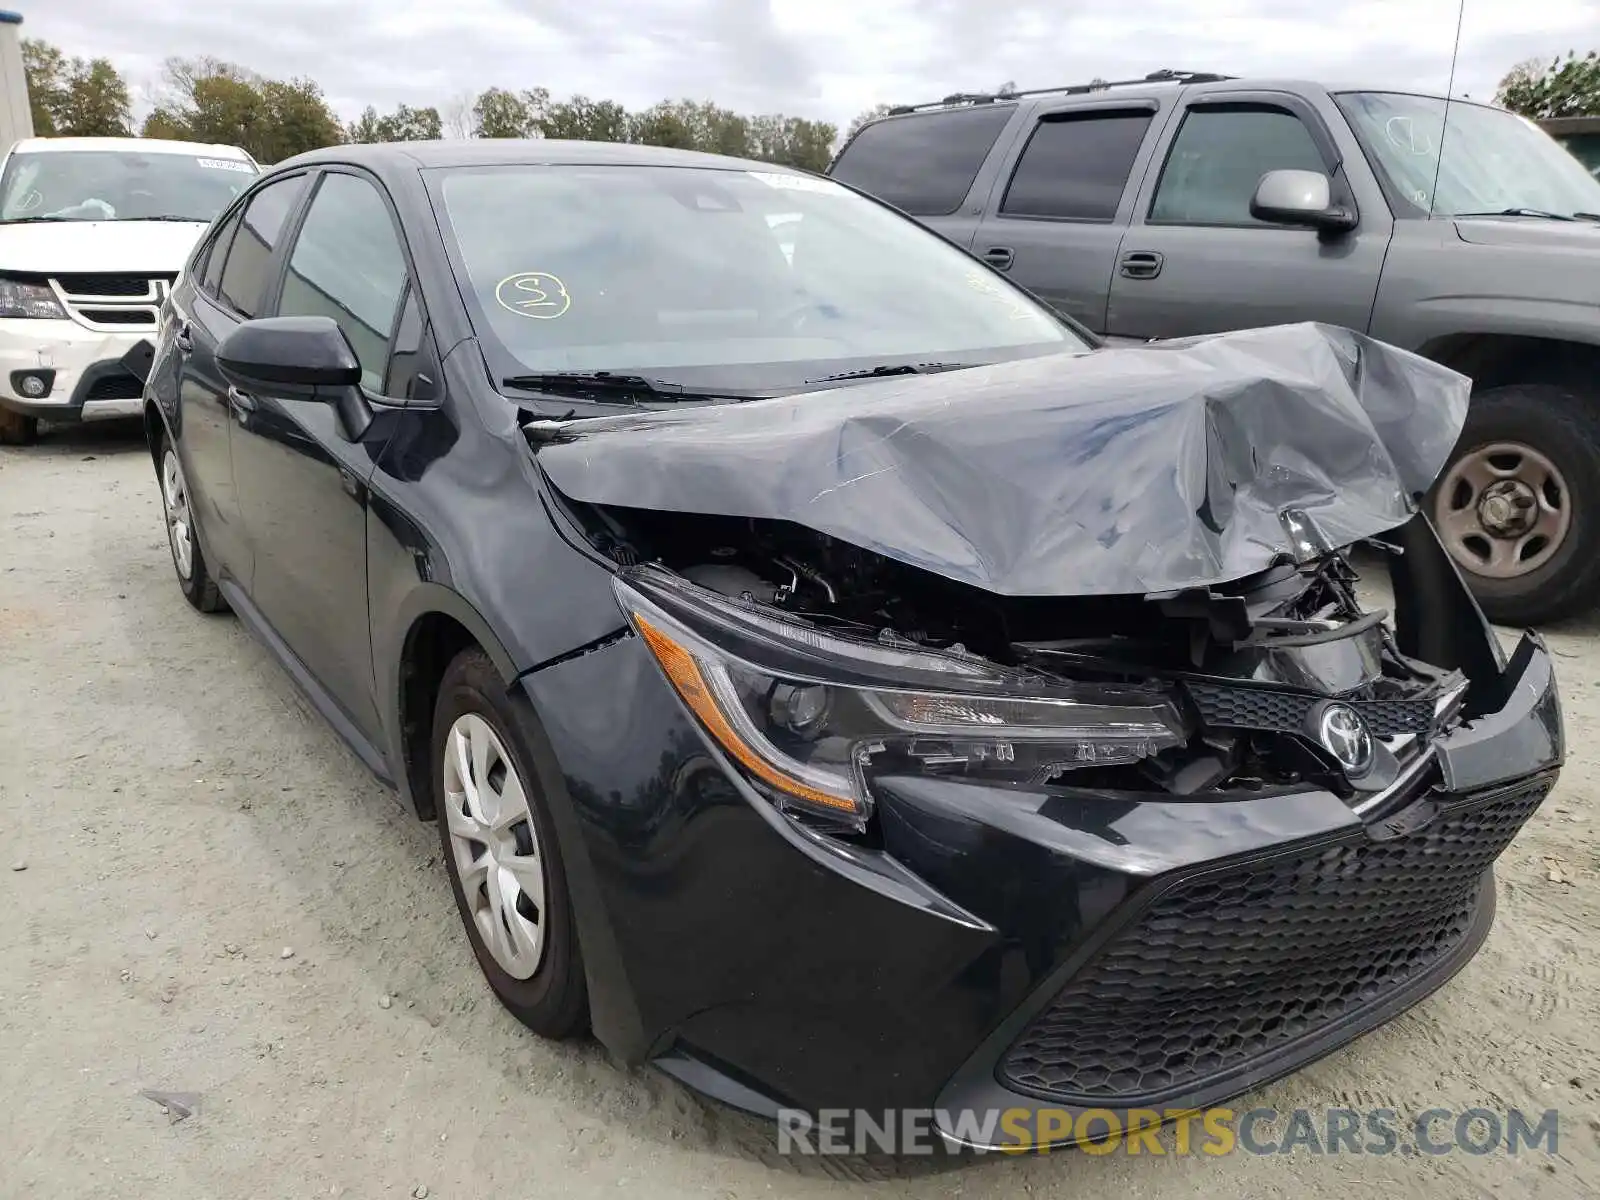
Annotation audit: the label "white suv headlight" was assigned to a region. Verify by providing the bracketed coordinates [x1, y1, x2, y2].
[0, 277, 67, 320]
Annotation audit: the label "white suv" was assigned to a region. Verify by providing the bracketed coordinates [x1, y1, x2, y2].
[0, 136, 259, 445]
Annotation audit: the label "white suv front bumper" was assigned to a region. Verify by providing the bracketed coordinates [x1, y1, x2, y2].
[0, 317, 153, 423]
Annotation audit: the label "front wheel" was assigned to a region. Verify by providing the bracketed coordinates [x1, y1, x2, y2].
[1430, 383, 1600, 625]
[432, 647, 589, 1039]
[0, 406, 38, 446]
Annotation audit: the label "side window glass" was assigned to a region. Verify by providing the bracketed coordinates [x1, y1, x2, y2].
[384, 289, 427, 399]
[218, 175, 305, 317]
[1150, 106, 1327, 226]
[278, 172, 408, 394]
[829, 106, 1015, 216]
[200, 211, 241, 294]
[1000, 112, 1154, 221]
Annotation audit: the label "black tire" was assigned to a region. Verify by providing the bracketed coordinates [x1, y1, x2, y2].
[432, 647, 589, 1039]
[0, 407, 38, 446]
[157, 432, 227, 613]
[1431, 383, 1600, 626]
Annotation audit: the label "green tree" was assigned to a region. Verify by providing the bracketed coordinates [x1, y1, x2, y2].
[142, 57, 341, 161]
[536, 95, 631, 142]
[472, 87, 538, 138]
[348, 102, 443, 143]
[628, 99, 698, 149]
[845, 104, 893, 142]
[1496, 50, 1600, 119]
[746, 113, 837, 172]
[20, 38, 132, 136]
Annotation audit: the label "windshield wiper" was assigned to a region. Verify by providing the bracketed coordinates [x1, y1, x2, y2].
[116, 215, 207, 223]
[0, 215, 78, 224]
[501, 371, 751, 402]
[807, 361, 975, 384]
[1454, 207, 1579, 221]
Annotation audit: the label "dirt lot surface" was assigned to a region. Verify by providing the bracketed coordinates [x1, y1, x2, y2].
[1, 423, 1597, 1199]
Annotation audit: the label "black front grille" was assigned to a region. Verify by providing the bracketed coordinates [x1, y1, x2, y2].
[53, 273, 171, 297]
[83, 371, 144, 402]
[1186, 682, 1435, 738]
[1000, 776, 1552, 1104]
[76, 308, 156, 326]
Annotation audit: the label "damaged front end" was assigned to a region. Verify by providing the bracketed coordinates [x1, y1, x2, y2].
[522, 323, 1564, 1141]
[578, 503, 1556, 839]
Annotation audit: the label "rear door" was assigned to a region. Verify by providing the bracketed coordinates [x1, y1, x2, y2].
[1105, 91, 1393, 340]
[828, 104, 1020, 250]
[968, 101, 1172, 332]
[173, 172, 309, 582]
[227, 167, 412, 745]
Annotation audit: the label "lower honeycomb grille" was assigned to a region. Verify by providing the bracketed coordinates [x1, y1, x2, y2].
[999, 776, 1552, 1103]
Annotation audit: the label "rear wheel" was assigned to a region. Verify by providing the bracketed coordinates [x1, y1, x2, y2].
[1431, 383, 1600, 625]
[158, 434, 226, 612]
[0, 407, 38, 446]
[432, 647, 589, 1038]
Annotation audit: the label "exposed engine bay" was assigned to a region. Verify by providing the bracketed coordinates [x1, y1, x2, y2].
[571, 502, 1469, 811]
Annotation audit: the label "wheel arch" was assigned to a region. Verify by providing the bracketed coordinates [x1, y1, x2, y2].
[388, 585, 520, 820]
[142, 397, 167, 470]
[1417, 332, 1600, 394]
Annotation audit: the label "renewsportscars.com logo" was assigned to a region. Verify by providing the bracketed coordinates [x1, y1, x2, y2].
[776, 1106, 1562, 1157]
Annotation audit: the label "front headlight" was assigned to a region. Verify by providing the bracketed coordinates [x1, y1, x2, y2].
[0, 277, 67, 320]
[617, 569, 1187, 830]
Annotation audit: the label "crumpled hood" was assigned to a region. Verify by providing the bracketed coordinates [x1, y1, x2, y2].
[533, 322, 1470, 597]
[0, 219, 209, 274]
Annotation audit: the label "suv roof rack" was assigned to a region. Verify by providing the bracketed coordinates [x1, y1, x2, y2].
[885, 69, 1235, 116]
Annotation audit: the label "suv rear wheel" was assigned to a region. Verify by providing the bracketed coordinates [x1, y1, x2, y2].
[1431, 383, 1600, 625]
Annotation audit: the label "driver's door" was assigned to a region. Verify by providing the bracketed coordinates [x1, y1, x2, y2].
[228, 167, 411, 746]
[1106, 93, 1392, 340]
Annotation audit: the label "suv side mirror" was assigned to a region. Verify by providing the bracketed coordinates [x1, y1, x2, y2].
[216, 316, 361, 397]
[1250, 169, 1357, 233]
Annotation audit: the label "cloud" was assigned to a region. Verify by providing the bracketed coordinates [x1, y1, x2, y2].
[23, 0, 1600, 128]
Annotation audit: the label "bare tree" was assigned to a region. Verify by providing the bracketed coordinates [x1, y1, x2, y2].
[442, 89, 476, 139]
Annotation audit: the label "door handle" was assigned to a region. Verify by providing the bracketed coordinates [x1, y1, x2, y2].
[173, 324, 193, 354]
[981, 246, 1015, 271]
[1119, 250, 1164, 280]
[226, 385, 256, 417]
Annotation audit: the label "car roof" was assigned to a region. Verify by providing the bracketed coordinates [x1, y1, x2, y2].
[273, 139, 806, 176]
[11, 136, 255, 159]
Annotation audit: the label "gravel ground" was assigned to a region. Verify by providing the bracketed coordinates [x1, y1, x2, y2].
[1, 421, 1597, 1199]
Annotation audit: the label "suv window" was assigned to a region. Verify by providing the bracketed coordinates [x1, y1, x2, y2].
[1150, 105, 1327, 226]
[1000, 111, 1154, 221]
[218, 175, 304, 317]
[830, 106, 1015, 216]
[278, 171, 409, 393]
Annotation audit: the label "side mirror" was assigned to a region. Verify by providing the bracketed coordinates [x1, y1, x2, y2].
[216, 316, 361, 396]
[1250, 169, 1357, 233]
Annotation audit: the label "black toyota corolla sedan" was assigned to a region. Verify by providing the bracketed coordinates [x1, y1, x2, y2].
[141, 140, 1563, 1150]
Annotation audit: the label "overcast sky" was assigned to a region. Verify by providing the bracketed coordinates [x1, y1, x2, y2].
[23, 0, 1600, 129]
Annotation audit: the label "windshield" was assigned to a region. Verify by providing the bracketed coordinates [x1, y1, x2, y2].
[432, 163, 1082, 389]
[1337, 92, 1600, 218]
[0, 151, 258, 223]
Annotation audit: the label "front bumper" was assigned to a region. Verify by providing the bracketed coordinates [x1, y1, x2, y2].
[0, 318, 155, 423]
[522, 598, 1563, 1149]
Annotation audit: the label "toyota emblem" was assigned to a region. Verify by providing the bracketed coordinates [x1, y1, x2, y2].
[1316, 702, 1374, 776]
